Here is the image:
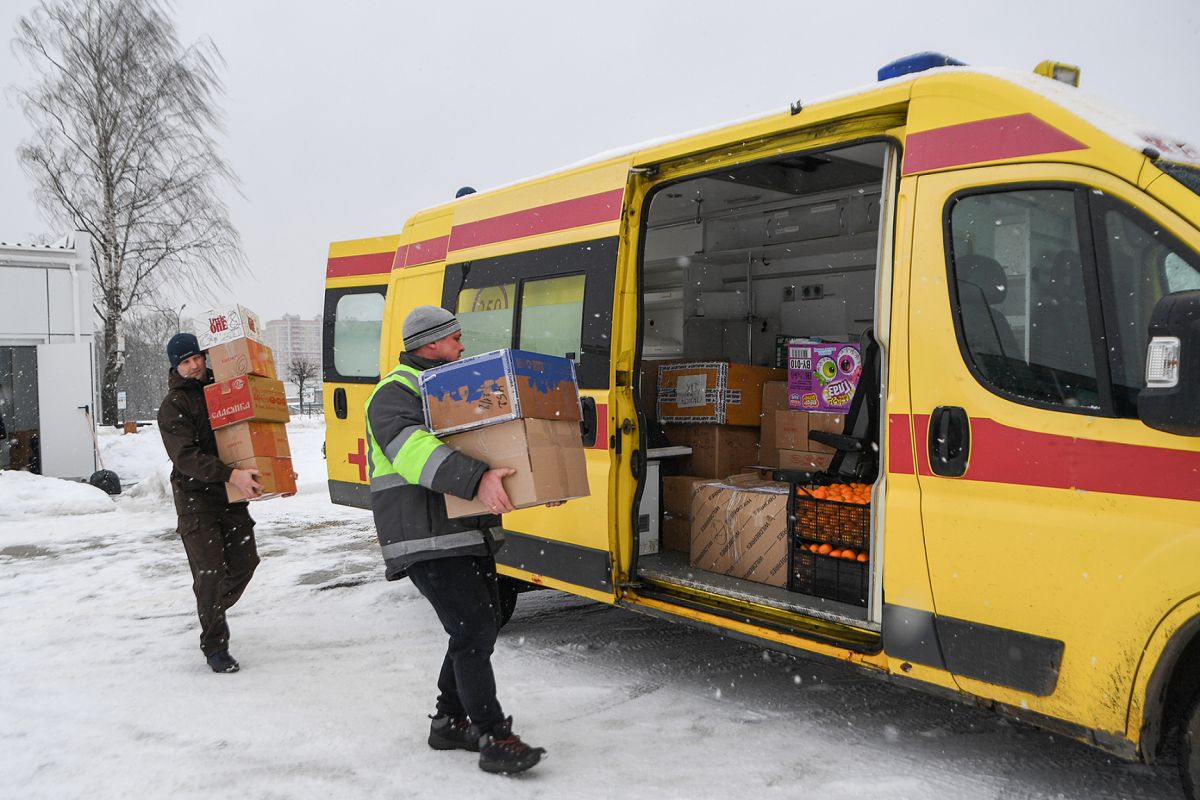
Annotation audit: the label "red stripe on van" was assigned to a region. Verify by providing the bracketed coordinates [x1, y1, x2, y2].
[448, 188, 625, 252]
[888, 413, 915, 475]
[912, 413, 933, 476]
[327, 251, 393, 278]
[593, 403, 608, 449]
[911, 414, 1200, 502]
[902, 113, 1087, 175]
[403, 236, 449, 267]
[391, 245, 408, 270]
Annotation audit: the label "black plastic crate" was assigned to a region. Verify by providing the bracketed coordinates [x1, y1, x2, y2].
[789, 488, 870, 551]
[792, 549, 868, 606]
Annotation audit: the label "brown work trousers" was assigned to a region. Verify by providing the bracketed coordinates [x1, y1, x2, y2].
[178, 506, 259, 657]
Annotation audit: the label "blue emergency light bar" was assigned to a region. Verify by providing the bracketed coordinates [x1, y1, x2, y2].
[878, 52, 966, 81]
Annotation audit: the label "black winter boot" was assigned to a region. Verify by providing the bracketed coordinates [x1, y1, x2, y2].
[477, 717, 546, 774]
[206, 651, 240, 673]
[428, 714, 480, 752]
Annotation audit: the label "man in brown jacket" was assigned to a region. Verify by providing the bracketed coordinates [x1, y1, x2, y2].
[158, 332, 263, 673]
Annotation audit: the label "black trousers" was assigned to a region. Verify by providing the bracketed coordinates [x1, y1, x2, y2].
[178, 506, 259, 657]
[406, 555, 505, 735]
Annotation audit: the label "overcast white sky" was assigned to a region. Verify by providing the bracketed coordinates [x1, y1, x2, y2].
[2, 0, 1199, 322]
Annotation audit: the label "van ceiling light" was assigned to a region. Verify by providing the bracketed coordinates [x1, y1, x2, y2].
[1034, 60, 1081, 87]
[877, 52, 965, 82]
[1145, 336, 1181, 388]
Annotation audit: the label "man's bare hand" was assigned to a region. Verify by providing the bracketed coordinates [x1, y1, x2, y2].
[230, 468, 263, 498]
[476, 468, 516, 514]
[545, 500, 567, 508]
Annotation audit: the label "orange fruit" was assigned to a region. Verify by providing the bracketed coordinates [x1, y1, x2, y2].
[856, 553, 868, 562]
[817, 543, 833, 555]
[841, 549, 857, 560]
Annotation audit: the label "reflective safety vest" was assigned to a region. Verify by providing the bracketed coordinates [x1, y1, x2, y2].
[364, 363, 446, 492]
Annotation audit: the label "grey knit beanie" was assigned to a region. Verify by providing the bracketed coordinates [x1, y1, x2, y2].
[402, 305, 461, 352]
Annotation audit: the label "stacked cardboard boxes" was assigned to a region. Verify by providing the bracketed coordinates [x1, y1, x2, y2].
[197, 304, 295, 502]
[758, 380, 844, 470]
[420, 348, 590, 518]
[661, 475, 710, 553]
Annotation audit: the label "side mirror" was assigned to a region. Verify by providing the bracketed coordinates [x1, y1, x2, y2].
[1138, 290, 1200, 436]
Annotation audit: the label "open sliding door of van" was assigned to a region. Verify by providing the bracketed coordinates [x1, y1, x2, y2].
[624, 127, 902, 650]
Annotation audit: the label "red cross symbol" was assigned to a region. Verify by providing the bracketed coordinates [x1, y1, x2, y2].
[348, 437, 367, 482]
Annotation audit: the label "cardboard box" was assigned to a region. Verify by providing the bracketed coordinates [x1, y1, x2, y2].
[758, 382, 789, 467]
[689, 482, 736, 574]
[204, 375, 290, 429]
[662, 475, 710, 521]
[662, 423, 760, 479]
[688, 477, 789, 587]
[208, 337, 277, 382]
[724, 483, 789, 587]
[214, 421, 291, 463]
[225, 455, 297, 502]
[662, 518, 690, 553]
[775, 410, 811, 450]
[787, 342, 862, 413]
[196, 304, 264, 350]
[657, 362, 786, 426]
[421, 348, 581, 435]
[443, 418, 590, 518]
[806, 412, 846, 454]
[778, 449, 834, 471]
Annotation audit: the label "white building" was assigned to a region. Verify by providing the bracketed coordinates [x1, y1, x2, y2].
[0, 234, 99, 479]
[263, 314, 323, 409]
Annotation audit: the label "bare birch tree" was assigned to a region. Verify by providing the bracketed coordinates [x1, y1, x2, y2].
[12, 0, 243, 423]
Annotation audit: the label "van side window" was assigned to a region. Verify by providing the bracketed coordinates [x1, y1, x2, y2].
[517, 274, 586, 360]
[1095, 202, 1200, 414]
[323, 288, 386, 382]
[947, 189, 1101, 411]
[455, 283, 516, 355]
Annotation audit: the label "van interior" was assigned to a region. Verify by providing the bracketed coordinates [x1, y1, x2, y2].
[634, 141, 891, 628]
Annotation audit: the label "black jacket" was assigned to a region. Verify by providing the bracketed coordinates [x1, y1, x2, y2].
[367, 353, 502, 580]
[158, 368, 242, 515]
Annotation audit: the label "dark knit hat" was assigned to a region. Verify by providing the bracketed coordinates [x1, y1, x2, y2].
[402, 306, 461, 352]
[166, 332, 205, 369]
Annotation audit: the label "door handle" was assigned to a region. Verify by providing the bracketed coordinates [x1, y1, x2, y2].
[579, 397, 597, 447]
[928, 406, 970, 477]
[333, 388, 348, 419]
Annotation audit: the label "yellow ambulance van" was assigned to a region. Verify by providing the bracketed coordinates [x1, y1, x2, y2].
[323, 54, 1200, 794]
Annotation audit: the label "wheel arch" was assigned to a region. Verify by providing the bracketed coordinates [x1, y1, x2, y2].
[1134, 599, 1200, 763]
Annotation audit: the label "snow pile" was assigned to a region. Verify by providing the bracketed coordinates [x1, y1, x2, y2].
[0, 469, 115, 519]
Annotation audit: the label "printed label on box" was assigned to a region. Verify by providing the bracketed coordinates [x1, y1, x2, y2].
[675, 374, 707, 408]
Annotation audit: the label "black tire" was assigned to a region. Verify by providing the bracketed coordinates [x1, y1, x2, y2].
[497, 576, 521, 628]
[88, 469, 122, 496]
[1182, 691, 1200, 800]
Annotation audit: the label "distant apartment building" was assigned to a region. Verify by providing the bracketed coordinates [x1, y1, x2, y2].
[263, 314, 323, 408]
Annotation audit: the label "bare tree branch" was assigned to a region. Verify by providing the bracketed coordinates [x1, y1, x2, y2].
[12, 0, 245, 423]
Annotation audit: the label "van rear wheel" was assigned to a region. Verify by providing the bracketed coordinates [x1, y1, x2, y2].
[1182, 691, 1200, 800]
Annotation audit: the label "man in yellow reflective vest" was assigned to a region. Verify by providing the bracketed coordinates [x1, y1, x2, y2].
[365, 305, 547, 774]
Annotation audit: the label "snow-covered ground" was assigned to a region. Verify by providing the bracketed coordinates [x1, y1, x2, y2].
[0, 419, 1185, 799]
